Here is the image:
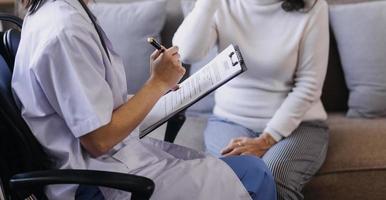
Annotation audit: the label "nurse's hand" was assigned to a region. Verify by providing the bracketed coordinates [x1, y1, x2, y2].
[149, 46, 186, 93]
[221, 133, 277, 157]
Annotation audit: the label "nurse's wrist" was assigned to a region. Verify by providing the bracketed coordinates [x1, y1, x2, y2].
[146, 77, 170, 94]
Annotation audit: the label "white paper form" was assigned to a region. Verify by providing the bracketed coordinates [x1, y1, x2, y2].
[139, 45, 246, 137]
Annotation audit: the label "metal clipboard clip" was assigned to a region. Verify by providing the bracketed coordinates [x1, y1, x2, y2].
[229, 52, 239, 67]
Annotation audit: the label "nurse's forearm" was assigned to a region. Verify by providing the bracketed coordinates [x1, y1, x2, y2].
[80, 78, 168, 157]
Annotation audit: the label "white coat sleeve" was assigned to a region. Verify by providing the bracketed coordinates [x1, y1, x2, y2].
[31, 29, 114, 138]
[173, 0, 220, 64]
[264, 1, 329, 141]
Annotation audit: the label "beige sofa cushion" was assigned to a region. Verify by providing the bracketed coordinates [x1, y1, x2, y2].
[304, 170, 386, 200]
[303, 113, 386, 199]
[319, 113, 386, 174]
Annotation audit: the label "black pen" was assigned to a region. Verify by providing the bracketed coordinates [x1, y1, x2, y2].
[147, 37, 164, 52]
[147, 37, 181, 92]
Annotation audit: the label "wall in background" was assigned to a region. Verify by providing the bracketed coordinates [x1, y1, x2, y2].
[0, 0, 14, 13]
[0, 0, 16, 31]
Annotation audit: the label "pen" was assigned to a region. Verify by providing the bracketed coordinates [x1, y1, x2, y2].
[147, 37, 164, 52]
[147, 37, 181, 92]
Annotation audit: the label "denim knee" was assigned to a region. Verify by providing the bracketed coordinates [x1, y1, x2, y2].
[242, 156, 277, 200]
[242, 155, 271, 174]
[221, 155, 277, 200]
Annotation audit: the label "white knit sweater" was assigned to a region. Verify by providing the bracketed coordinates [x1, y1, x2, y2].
[173, 0, 329, 141]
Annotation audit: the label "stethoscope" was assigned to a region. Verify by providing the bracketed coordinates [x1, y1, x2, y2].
[78, 0, 111, 62]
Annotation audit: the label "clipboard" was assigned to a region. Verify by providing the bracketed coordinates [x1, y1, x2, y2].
[139, 44, 247, 138]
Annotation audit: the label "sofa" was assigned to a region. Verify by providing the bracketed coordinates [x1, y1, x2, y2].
[95, 0, 386, 199]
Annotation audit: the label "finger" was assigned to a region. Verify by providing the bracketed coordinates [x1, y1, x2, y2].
[223, 147, 247, 157]
[172, 56, 182, 66]
[229, 138, 243, 146]
[171, 84, 180, 91]
[221, 144, 236, 155]
[159, 45, 166, 53]
[222, 139, 242, 153]
[223, 149, 240, 157]
[221, 142, 242, 155]
[240, 152, 254, 156]
[221, 146, 233, 155]
[150, 49, 162, 61]
[166, 46, 179, 55]
[221, 138, 243, 155]
[172, 52, 181, 59]
[180, 66, 186, 75]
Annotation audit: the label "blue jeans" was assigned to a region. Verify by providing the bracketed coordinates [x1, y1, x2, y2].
[220, 155, 277, 200]
[76, 155, 277, 200]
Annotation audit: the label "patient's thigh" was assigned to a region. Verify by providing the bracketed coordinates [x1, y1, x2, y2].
[204, 115, 256, 157]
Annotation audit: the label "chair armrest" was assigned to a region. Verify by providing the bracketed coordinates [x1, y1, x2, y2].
[0, 13, 23, 28]
[10, 169, 155, 200]
[165, 112, 186, 143]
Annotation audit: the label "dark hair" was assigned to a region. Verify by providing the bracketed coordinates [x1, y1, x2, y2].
[21, 0, 46, 14]
[282, 0, 306, 12]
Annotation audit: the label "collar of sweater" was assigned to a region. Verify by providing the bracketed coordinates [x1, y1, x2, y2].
[244, 0, 281, 5]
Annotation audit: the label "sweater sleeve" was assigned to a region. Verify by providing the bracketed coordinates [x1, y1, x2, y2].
[264, 1, 329, 141]
[172, 0, 220, 64]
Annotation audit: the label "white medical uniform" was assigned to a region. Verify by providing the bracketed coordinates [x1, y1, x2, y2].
[11, 0, 251, 199]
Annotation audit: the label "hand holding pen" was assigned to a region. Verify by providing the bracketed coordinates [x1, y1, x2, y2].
[148, 37, 182, 92]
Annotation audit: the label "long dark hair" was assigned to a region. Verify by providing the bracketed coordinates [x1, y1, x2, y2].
[21, 0, 47, 14]
[282, 0, 306, 12]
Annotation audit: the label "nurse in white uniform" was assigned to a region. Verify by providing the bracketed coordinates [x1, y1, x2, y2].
[12, 0, 277, 199]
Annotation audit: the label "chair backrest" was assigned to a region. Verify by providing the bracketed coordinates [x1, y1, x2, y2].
[0, 14, 51, 200]
[0, 13, 22, 72]
[3, 29, 21, 70]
